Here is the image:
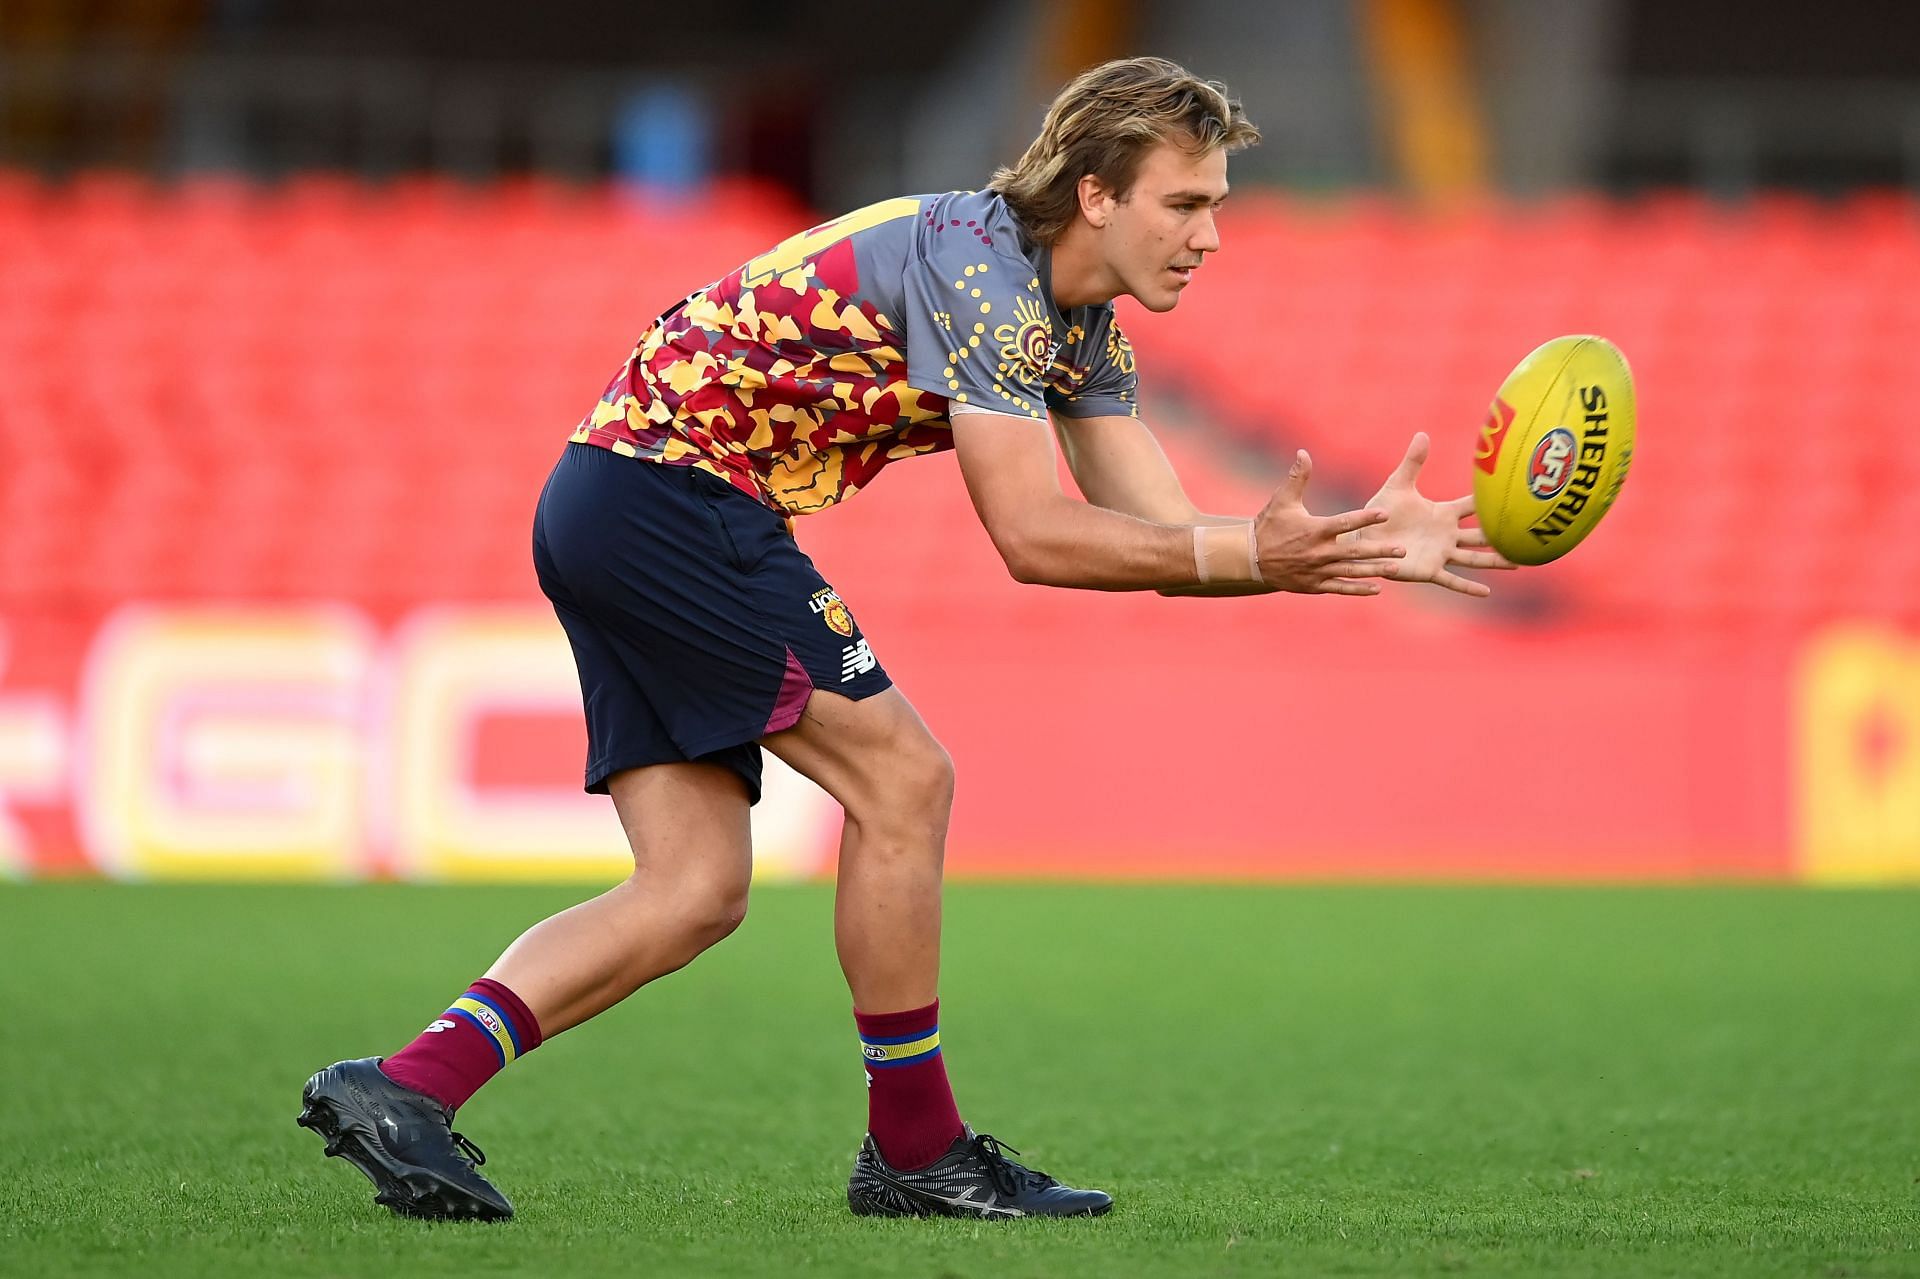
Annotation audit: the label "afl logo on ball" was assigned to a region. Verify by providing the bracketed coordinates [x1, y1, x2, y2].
[1527, 428, 1577, 499]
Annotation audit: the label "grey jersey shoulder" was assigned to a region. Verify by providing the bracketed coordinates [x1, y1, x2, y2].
[849, 190, 1036, 302]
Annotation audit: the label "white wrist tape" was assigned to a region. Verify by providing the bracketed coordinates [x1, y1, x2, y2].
[1193, 522, 1260, 585]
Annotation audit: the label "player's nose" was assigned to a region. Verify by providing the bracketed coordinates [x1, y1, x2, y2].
[1189, 210, 1220, 254]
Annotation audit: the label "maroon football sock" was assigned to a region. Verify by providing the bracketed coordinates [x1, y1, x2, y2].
[380, 978, 543, 1111]
[855, 999, 965, 1171]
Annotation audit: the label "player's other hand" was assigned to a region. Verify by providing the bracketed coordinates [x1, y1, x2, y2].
[1353, 432, 1516, 597]
[1253, 450, 1405, 595]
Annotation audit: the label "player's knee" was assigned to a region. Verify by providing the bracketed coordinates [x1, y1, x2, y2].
[914, 740, 956, 813]
[676, 873, 751, 950]
[624, 857, 750, 953]
[855, 735, 954, 843]
[708, 883, 752, 940]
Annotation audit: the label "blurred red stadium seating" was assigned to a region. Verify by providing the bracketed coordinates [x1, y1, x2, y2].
[2, 174, 1915, 631]
[0, 173, 815, 607]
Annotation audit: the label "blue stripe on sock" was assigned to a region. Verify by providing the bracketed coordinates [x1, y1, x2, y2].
[447, 1007, 508, 1066]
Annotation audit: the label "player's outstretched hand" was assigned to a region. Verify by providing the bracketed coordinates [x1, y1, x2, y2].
[1254, 450, 1406, 595]
[1353, 432, 1516, 597]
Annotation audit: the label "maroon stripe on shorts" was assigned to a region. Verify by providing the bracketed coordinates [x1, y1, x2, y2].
[763, 647, 813, 734]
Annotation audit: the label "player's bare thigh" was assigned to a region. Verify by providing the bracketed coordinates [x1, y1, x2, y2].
[762, 687, 954, 824]
[605, 760, 754, 885]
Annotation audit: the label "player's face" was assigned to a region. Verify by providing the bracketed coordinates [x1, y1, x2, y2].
[1103, 141, 1228, 313]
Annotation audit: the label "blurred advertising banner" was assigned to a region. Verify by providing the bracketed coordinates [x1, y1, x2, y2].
[0, 605, 837, 883]
[3, 597, 1915, 883]
[1797, 628, 1920, 882]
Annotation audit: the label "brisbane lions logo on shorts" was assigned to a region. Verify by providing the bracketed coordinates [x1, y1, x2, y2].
[1527, 428, 1577, 500]
[809, 587, 854, 637]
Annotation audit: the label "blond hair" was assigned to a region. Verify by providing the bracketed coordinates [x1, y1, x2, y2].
[989, 57, 1260, 245]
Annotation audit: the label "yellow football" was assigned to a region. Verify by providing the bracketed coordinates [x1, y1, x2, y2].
[1471, 335, 1636, 566]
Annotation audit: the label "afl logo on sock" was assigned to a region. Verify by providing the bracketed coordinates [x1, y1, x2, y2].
[862, 1044, 888, 1062]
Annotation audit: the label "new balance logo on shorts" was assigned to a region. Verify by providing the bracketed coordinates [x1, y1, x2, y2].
[841, 639, 876, 682]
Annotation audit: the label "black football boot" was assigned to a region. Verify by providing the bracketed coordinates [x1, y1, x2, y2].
[297, 1057, 513, 1221]
[847, 1125, 1112, 1219]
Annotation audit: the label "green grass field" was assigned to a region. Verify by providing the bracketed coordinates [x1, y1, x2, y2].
[3, 882, 1916, 1277]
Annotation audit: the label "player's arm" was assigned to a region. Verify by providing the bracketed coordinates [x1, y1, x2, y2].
[1050, 411, 1266, 595]
[1053, 413, 1517, 598]
[951, 409, 1401, 595]
[1050, 411, 1236, 523]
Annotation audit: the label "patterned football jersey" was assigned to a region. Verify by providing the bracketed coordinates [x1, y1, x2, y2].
[570, 190, 1139, 516]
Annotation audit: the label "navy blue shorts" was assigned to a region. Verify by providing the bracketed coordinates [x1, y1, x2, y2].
[533, 443, 892, 803]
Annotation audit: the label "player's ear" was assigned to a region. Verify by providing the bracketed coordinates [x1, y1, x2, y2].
[1077, 174, 1115, 228]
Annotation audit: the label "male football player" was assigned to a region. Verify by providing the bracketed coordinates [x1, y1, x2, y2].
[298, 55, 1508, 1222]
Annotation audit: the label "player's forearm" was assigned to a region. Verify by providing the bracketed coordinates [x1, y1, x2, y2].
[1143, 509, 1277, 594]
[1107, 507, 1269, 593]
[993, 496, 1190, 590]
[996, 497, 1269, 593]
